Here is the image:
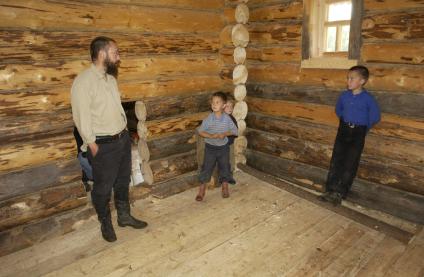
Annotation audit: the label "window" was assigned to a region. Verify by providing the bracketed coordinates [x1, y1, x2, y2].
[301, 0, 362, 69]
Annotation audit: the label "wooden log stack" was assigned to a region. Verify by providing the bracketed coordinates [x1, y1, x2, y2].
[231, 1, 250, 168]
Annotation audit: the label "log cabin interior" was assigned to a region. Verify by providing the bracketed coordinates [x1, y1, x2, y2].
[0, 0, 423, 276]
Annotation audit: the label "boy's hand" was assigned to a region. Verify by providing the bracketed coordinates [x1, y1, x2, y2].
[216, 133, 226, 139]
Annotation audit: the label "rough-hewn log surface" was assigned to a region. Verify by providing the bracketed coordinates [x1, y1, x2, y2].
[146, 112, 207, 139]
[148, 130, 196, 161]
[0, 134, 75, 173]
[247, 127, 424, 195]
[0, 56, 222, 91]
[0, 0, 224, 33]
[0, 31, 220, 64]
[0, 159, 80, 201]
[247, 83, 424, 118]
[248, 96, 424, 142]
[0, 181, 87, 232]
[150, 151, 198, 183]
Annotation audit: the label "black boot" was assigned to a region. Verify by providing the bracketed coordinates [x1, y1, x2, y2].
[100, 213, 117, 242]
[115, 200, 148, 229]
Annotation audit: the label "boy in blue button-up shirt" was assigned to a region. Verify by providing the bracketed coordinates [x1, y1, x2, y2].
[319, 66, 381, 205]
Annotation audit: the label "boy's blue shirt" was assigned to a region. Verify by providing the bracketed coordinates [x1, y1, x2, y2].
[335, 89, 381, 130]
[198, 112, 238, 146]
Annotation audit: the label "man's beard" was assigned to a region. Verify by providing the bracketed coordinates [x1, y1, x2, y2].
[104, 56, 120, 79]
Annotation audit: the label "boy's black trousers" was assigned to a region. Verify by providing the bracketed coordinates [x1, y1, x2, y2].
[199, 143, 233, 184]
[325, 119, 367, 197]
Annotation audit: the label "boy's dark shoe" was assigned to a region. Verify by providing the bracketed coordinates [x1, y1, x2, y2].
[330, 192, 342, 206]
[100, 216, 117, 242]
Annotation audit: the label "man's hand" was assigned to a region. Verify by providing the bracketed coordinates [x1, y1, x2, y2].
[88, 142, 99, 157]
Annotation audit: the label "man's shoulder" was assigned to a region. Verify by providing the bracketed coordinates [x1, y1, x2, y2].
[73, 66, 96, 84]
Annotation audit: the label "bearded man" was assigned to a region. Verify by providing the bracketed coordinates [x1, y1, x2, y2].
[71, 36, 147, 242]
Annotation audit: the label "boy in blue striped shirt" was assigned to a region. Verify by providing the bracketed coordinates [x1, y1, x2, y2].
[196, 92, 238, 201]
[319, 65, 381, 206]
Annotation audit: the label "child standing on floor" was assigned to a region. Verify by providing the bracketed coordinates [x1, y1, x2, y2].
[224, 96, 238, 185]
[196, 92, 238, 201]
[319, 65, 380, 206]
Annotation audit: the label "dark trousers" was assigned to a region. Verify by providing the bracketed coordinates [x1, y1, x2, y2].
[88, 131, 131, 220]
[325, 120, 367, 197]
[199, 143, 233, 184]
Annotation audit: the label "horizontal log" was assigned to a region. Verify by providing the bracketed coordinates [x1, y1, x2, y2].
[126, 93, 212, 128]
[0, 55, 222, 91]
[0, 75, 223, 118]
[148, 130, 196, 160]
[84, 0, 223, 10]
[232, 23, 249, 47]
[234, 46, 247, 64]
[250, 22, 302, 46]
[150, 171, 198, 199]
[364, 0, 424, 13]
[144, 92, 211, 121]
[245, 149, 424, 224]
[235, 3, 250, 24]
[233, 64, 248, 84]
[0, 181, 87, 232]
[247, 83, 424, 118]
[362, 42, 424, 65]
[0, 159, 80, 202]
[0, 133, 75, 173]
[220, 22, 302, 47]
[0, 30, 220, 64]
[121, 75, 226, 103]
[146, 112, 207, 139]
[247, 128, 424, 195]
[0, 0, 224, 33]
[362, 11, 424, 42]
[137, 139, 150, 162]
[0, 111, 74, 145]
[246, 113, 424, 167]
[247, 46, 301, 62]
[234, 84, 247, 101]
[249, 0, 302, 21]
[0, 204, 95, 257]
[248, 62, 424, 93]
[248, 96, 424, 142]
[150, 150, 198, 183]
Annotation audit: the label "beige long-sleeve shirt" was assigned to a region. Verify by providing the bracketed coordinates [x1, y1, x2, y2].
[71, 64, 127, 151]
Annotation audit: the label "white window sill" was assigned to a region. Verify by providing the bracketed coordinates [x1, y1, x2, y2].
[301, 57, 358, 69]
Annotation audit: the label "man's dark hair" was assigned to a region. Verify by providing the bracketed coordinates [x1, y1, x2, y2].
[349, 65, 369, 81]
[90, 36, 115, 62]
[212, 91, 228, 102]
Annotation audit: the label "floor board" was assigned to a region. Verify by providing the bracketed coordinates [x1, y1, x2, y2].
[0, 171, 422, 277]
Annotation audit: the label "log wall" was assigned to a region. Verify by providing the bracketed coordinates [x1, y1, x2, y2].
[0, 0, 227, 256]
[244, 0, 424, 220]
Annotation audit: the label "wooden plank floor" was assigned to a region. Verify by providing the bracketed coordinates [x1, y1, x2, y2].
[0, 171, 423, 277]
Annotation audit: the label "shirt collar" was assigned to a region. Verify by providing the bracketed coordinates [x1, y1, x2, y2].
[212, 112, 225, 121]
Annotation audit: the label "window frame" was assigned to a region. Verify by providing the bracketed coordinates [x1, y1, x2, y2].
[301, 0, 363, 69]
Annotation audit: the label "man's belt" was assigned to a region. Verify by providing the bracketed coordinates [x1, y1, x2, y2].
[95, 129, 127, 144]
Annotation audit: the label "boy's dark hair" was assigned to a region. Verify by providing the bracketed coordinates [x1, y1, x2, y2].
[90, 36, 116, 62]
[212, 91, 228, 102]
[349, 65, 369, 81]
